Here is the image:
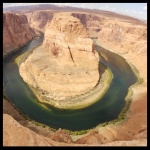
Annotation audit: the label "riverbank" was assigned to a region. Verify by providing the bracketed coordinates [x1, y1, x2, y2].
[3, 36, 146, 146]
[4, 38, 139, 130]
[3, 38, 35, 60]
[92, 41, 147, 145]
[96, 40, 147, 82]
[95, 40, 145, 118]
[95, 40, 147, 107]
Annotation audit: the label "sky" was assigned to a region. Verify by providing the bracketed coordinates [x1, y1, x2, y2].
[3, 3, 147, 21]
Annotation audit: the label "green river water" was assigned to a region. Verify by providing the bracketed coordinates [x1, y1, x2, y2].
[3, 33, 137, 131]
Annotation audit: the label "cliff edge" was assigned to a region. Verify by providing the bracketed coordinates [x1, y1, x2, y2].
[3, 12, 36, 57]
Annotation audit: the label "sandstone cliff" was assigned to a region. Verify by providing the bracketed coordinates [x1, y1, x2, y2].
[19, 13, 100, 109]
[97, 21, 147, 55]
[25, 10, 54, 32]
[3, 12, 36, 57]
[25, 11, 104, 37]
[97, 19, 147, 81]
[71, 12, 104, 37]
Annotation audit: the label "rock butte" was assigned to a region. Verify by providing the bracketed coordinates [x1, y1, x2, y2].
[19, 13, 101, 109]
[3, 7, 147, 146]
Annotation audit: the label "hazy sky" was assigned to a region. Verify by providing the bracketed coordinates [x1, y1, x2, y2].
[3, 3, 147, 20]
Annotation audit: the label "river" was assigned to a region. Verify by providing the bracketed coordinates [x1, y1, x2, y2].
[3, 33, 137, 131]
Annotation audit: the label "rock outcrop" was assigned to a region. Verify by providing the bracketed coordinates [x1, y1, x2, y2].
[97, 21, 147, 55]
[50, 128, 73, 143]
[71, 13, 104, 37]
[3, 114, 147, 146]
[97, 19, 147, 81]
[25, 11, 104, 37]
[25, 10, 54, 32]
[3, 114, 51, 146]
[3, 12, 36, 57]
[19, 13, 100, 109]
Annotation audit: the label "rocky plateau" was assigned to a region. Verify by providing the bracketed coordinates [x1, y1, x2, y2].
[19, 13, 101, 109]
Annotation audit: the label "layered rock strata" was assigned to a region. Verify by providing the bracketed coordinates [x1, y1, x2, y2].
[3, 114, 147, 146]
[71, 13, 104, 37]
[19, 13, 101, 109]
[97, 20, 147, 81]
[25, 11, 104, 37]
[3, 13, 36, 57]
[25, 10, 54, 32]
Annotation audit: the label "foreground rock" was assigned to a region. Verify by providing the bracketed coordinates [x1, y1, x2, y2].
[3, 12, 36, 57]
[3, 9, 147, 146]
[3, 114, 50, 146]
[3, 114, 146, 146]
[19, 13, 100, 109]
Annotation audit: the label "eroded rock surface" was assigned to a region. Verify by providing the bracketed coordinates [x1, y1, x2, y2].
[3, 114, 147, 146]
[71, 13, 104, 37]
[3, 12, 36, 57]
[25, 10, 54, 32]
[97, 19, 147, 81]
[19, 13, 100, 108]
[3, 114, 50, 146]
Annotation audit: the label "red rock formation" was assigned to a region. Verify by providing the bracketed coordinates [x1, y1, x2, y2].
[3, 114, 147, 146]
[97, 22, 147, 55]
[25, 10, 54, 32]
[19, 13, 100, 109]
[3, 12, 36, 57]
[3, 114, 51, 146]
[25, 11, 104, 37]
[71, 13, 104, 37]
[50, 128, 72, 143]
[97, 19, 147, 81]
[75, 130, 109, 145]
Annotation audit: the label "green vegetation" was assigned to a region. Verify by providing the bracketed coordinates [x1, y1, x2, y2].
[118, 99, 131, 120]
[15, 51, 31, 66]
[128, 61, 144, 84]
[15, 44, 42, 66]
[65, 129, 90, 135]
[15, 53, 24, 65]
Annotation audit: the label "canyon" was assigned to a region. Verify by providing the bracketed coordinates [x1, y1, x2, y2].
[3, 13, 36, 57]
[3, 5, 147, 146]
